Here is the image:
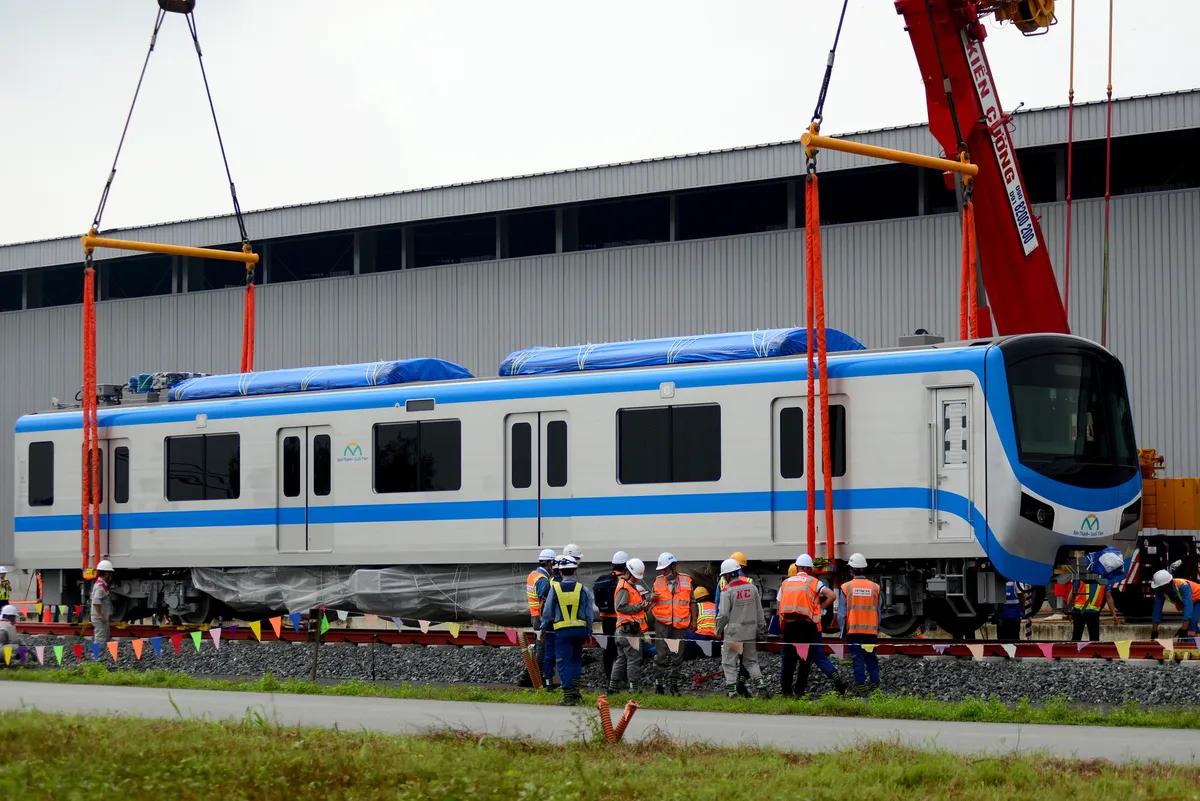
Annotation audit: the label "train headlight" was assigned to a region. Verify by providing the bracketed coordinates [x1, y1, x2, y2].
[1020, 493, 1055, 530]
[1120, 500, 1142, 530]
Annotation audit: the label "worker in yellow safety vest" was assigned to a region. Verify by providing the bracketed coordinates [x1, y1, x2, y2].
[692, 586, 717, 638]
[520, 549, 556, 689]
[838, 553, 882, 695]
[0, 567, 10, 603]
[1066, 577, 1119, 642]
[650, 552, 692, 695]
[539, 555, 594, 706]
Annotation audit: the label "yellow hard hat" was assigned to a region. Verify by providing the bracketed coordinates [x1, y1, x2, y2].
[730, 552, 748, 567]
[787, 564, 798, 577]
[693, 586, 710, 601]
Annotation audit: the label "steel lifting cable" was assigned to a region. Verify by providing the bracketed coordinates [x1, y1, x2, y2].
[1063, 0, 1077, 318]
[923, 1, 979, 340]
[802, 0, 848, 566]
[1101, 0, 1114, 348]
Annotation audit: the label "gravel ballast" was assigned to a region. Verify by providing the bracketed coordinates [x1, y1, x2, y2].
[10, 634, 1200, 706]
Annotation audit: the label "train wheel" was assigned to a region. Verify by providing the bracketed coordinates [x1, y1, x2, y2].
[926, 600, 990, 638]
[879, 613, 923, 638]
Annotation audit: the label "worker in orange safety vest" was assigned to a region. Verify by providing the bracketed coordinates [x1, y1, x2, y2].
[838, 553, 882, 695]
[1066, 577, 1118, 642]
[778, 554, 847, 697]
[519, 549, 556, 689]
[609, 557, 651, 694]
[651, 552, 693, 695]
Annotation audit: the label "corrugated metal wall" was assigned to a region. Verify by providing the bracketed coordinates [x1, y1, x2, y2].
[3, 188, 1197, 560]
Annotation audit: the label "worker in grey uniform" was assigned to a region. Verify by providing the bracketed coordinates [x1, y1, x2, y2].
[0, 604, 21, 653]
[609, 558, 651, 694]
[90, 560, 116, 644]
[715, 558, 769, 698]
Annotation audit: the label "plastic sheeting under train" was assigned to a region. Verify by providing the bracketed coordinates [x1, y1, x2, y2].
[191, 562, 720, 626]
[190, 564, 607, 627]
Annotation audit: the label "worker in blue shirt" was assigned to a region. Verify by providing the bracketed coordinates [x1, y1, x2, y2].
[995, 581, 1026, 642]
[1150, 570, 1200, 640]
[541, 554, 595, 706]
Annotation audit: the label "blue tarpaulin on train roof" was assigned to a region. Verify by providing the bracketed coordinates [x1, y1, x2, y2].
[168, 359, 473, 401]
[498, 328, 866, 376]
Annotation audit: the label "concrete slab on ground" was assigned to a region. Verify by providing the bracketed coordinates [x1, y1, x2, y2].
[2, 682, 1198, 763]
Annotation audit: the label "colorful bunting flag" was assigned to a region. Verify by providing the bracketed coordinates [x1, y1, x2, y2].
[727, 640, 743, 655]
[665, 638, 680, 654]
[1001, 644, 1017, 659]
[391, 617, 405, 631]
[249, 621, 262, 642]
[90, 643, 101, 660]
[227, 625, 238, 641]
[53, 645, 64, 664]
[289, 612, 302, 632]
[319, 615, 331, 635]
[627, 636, 640, 650]
[151, 636, 163, 657]
[697, 640, 713, 657]
[58, 605, 67, 617]
[1157, 638, 1174, 656]
[17, 646, 27, 665]
[270, 617, 282, 639]
[73, 605, 82, 618]
[504, 628, 518, 645]
[170, 634, 182, 655]
[190, 631, 202, 651]
[932, 644, 949, 655]
[1194, 637, 1200, 653]
[210, 628, 222, 649]
[107, 641, 119, 661]
[1077, 641, 1090, 651]
[474, 625, 488, 642]
[860, 643, 877, 654]
[35, 603, 42, 614]
[593, 634, 608, 650]
[966, 644, 984, 660]
[131, 639, 144, 660]
[419, 620, 431, 634]
[1114, 639, 1133, 660]
[794, 643, 810, 660]
[35, 645, 45, 665]
[20, 605, 28, 617]
[72, 643, 83, 662]
[827, 643, 845, 658]
[3, 646, 10, 666]
[42, 607, 52, 623]
[336, 609, 349, 622]
[1037, 643, 1054, 662]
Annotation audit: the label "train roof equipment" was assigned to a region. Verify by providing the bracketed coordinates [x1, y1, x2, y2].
[167, 358, 473, 402]
[498, 328, 865, 376]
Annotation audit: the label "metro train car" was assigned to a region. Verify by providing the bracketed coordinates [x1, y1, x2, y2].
[10, 329, 1142, 635]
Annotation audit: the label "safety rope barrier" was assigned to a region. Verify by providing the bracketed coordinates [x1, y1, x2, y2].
[1063, 0, 1077, 317]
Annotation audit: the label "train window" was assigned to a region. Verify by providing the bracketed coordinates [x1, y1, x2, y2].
[779, 406, 804, 478]
[165, 433, 241, 502]
[374, 420, 461, 493]
[511, 422, 532, 489]
[313, 435, 331, 496]
[28, 441, 54, 507]
[618, 404, 720, 484]
[84, 448, 104, 504]
[830, 405, 847, 477]
[114, 447, 130, 504]
[283, 436, 301, 497]
[547, 420, 568, 487]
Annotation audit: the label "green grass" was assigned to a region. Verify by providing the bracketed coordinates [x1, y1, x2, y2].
[1, 709, 1197, 799]
[4, 663, 1200, 729]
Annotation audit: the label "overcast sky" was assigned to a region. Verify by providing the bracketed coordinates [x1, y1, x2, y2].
[1, 1, 1196, 245]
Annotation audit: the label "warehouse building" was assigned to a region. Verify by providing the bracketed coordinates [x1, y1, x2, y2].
[2, 89, 1199, 556]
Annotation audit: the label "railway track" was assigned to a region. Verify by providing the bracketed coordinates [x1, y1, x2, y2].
[16, 622, 1193, 661]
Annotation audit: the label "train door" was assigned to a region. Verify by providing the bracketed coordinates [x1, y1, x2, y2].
[105, 438, 132, 557]
[932, 387, 975, 540]
[277, 426, 335, 553]
[770, 398, 807, 545]
[503, 412, 572, 551]
[83, 442, 112, 558]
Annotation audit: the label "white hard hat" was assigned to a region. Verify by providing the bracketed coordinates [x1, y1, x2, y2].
[848, 553, 867, 569]
[611, 550, 629, 566]
[564, 544, 583, 562]
[626, 558, 646, 580]
[720, 558, 742, 576]
[795, 554, 815, 569]
[538, 549, 556, 563]
[1152, 569, 1174, 589]
[0, 566, 6, 574]
[558, 555, 579, 570]
[0, 604, 17, 618]
[96, 560, 115, 572]
[656, 552, 677, 570]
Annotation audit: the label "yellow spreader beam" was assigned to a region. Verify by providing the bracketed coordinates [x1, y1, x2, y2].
[801, 130, 979, 179]
[80, 234, 259, 265]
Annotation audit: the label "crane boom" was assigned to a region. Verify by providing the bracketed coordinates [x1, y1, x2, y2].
[895, 0, 1070, 336]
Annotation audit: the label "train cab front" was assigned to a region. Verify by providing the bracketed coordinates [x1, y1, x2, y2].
[988, 335, 1142, 585]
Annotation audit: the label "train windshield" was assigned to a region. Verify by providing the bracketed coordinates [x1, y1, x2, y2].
[1004, 341, 1138, 489]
